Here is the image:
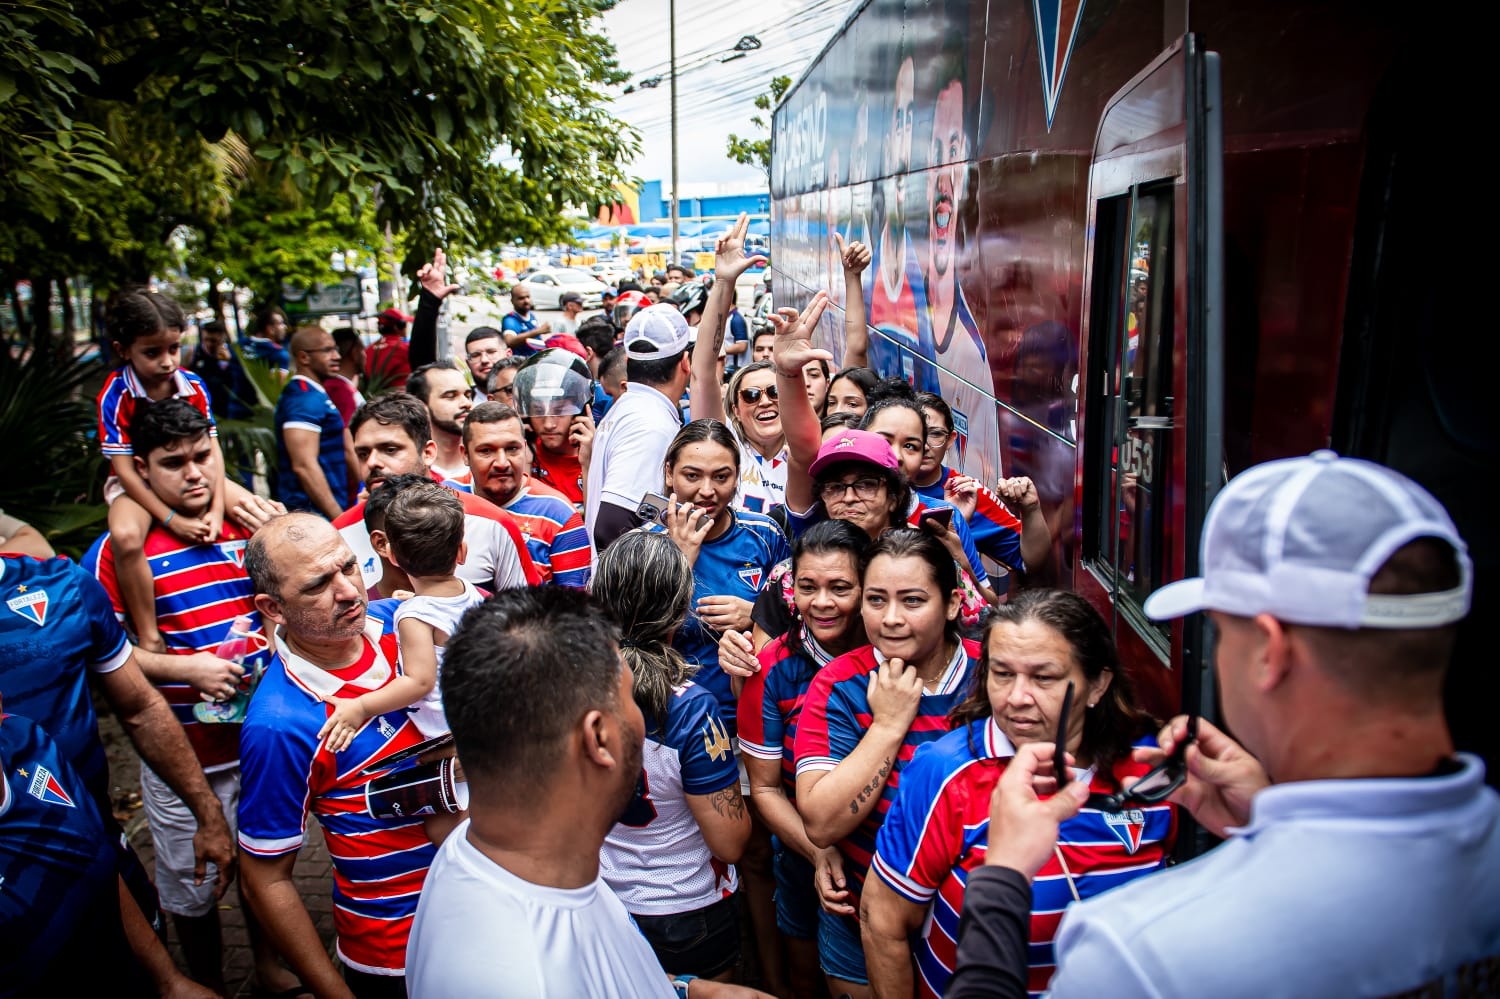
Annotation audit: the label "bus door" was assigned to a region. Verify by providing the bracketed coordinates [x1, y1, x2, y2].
[1075, 36, 1224, 727]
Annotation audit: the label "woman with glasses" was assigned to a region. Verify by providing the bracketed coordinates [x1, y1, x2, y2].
[592, 531, 752, 981]
[738, 519, 872, 998]
[912, 391, 1053, 585]
[861, 589, 1177, 999]
[792, 529, 982, 999]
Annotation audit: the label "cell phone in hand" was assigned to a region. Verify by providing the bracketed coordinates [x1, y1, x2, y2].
[636, 491, 670, 524]
[918, 506, 954, 531]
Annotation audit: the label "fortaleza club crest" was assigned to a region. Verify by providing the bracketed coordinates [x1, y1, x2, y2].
[28, 765, 75, 808]
[1104, 807, 1146, 854]
[738, 565, 764, 591]
[6, 589, 49, 627]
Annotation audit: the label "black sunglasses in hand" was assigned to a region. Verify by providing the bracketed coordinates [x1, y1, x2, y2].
[1095, 715, 1199, 812]
[1053, 680, 1075, 790]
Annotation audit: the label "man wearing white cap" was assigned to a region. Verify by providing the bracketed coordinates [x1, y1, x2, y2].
[584, 303, 692, 552]
[949, 451, 1500, 998]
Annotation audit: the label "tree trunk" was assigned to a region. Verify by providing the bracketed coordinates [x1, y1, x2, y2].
[28, 277, 54, 354]
[60, 276, 75, 340]
[8, 284, 28, 343]
[230, 287, 244, 341]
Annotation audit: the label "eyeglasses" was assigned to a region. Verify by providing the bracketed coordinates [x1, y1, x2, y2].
[925, 428, 953, 444]
[818, 476, 883, 501]
[467, 347, 503, 361]
[1096, 715, 1198, 811]
[738, 385, 779, 405]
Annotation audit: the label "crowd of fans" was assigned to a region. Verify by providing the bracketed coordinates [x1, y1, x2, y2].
[1, 213, 1494, 998]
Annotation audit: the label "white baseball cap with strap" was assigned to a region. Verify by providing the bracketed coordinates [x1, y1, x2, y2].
[1144, 450, 1472, 629]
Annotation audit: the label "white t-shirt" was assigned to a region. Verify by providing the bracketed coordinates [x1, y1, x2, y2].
[336, 491, 530, 594]
[734, 430, 787, 516]
[393, 579, 484, 738]
[407, 822, 675, 999]
[585, 381, 682, 543]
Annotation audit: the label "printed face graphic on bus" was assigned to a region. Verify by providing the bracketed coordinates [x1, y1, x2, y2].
[928, 79, 969, 280]
[883, 57, 915, 233]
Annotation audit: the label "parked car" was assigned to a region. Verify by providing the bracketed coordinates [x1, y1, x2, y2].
[589, 262, 634, 287]
[518, 268, 607, 309]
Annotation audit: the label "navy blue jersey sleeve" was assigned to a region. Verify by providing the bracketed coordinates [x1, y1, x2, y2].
[669, 685, 740, 796]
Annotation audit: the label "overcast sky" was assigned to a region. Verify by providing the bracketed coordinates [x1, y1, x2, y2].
[598, 0, 853, 190]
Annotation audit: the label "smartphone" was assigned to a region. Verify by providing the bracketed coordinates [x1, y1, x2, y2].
[918, 506, 954, 531]
[636, 491, 670, 524]
[1054, 681, 1075, 789]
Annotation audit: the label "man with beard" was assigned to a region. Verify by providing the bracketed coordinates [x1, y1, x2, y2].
[463, 403, 591, 587]
[407, 588, 765, 999]
[239, 514, 439, 998]
[867, 54, 940, 394]
[923, 74, 1002, 485]
[338, 394, 537, 593]
[407, 362, 473, 486]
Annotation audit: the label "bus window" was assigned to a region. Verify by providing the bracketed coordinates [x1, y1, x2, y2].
[1091, 183, 1175, 646]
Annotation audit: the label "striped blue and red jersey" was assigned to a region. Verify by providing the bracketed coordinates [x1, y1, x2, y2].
[500, 476, 592, 588]
[737, 630, 838, 801]
[914, 467, 1026, 572]
[872, 717, 1177, 998]
[791, 640, 979, 899]
[0, 555, 132, 815]
[83, 520, 268, 770]
[237, 600, 437, 976]
[96, 366, 216, 457]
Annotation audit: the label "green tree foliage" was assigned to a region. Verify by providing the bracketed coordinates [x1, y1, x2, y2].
[188, 176, 382, 309]
[726, 74, 792, 180]
[0, 0, 123, 225]
[2, 0, 638, 323]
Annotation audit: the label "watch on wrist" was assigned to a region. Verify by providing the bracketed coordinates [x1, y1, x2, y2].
[671, 974, 698, 998]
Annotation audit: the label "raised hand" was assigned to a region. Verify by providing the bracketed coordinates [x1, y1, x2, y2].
[943, 473, 980, 521]
[717, 629, 761, 678]
[996, 476, 1041, 516]
[663, 493, 714, 567]
[983, 741, 1089, 880]
[715, 211, 769, 284]
[769, 291, 833, 377]
[1131, 715, 1268, 838]
[867, 656, 922, 734]
[417, 247, 462, 300]
[834, 232, 871, 275]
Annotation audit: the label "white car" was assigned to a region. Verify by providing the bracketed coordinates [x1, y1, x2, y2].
[589, 262, 634, 287]
[519, 268, 607, 309]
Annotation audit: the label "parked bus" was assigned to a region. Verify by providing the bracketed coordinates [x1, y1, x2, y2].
[768, 0, 1489, 770]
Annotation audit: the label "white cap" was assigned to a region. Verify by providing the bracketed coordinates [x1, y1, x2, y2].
[1145, 450, 1472, 629]
[624, 304, 693, 360]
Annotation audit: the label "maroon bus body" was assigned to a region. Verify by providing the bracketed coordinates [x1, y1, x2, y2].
[769, 0, 1486, 749]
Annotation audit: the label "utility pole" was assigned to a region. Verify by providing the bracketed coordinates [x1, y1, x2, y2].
[669, 0, 679, 269]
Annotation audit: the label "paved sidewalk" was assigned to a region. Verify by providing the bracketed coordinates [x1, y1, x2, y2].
[102, 701, 337, 998]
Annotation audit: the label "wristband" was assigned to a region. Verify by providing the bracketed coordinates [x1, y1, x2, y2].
[671, 975, 697, 998]
[163, 510, 175, 527]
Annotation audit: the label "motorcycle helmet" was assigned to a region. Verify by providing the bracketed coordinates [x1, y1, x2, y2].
[512, 348, 594, 418]
[612, 289, 652, 328]
[671, 281, 709, 321]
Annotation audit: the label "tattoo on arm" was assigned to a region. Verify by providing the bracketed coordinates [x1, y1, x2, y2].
[849, 757, 894, 814]
[709, 786, 747, 821]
